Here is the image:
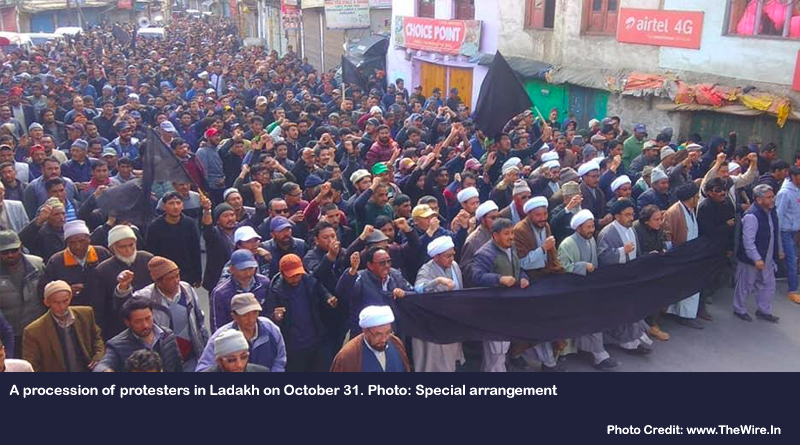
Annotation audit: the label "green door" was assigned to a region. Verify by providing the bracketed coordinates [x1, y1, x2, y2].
[525, 79, 568, 123]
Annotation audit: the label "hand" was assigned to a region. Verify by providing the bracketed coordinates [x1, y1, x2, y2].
[349, 251, 360, 273]
[755, 260, 765, 271]
[520, 278, 530, 289]
[36, 204, 52, 225]
[239, 164, 250, 178]
[485, 151, 497, 168]
[427, 216, 441, 235]
[249, 180, 262, 197]
[543, 236, 556, 252]
[70, 283, 85, 295]
[318, 182, 332, 199]
[256, 248, 271, 262]
[437, 277, 456, 290]
[747, 152, 758, 163]
[327, 240, 340, 261]
[371, 176, 382, 190]
[273, 307, 286, 322]
[541, 124, 552, 141]
[200, 193, 212, 212]
[393, 288, 406, 299]
[600, 214, 613, 226]
[715, 152, 726, 165]
[499, 276, 516, 287]
[289, 210, 305, 223]
[586, 263, 595, 273]
[454, 172, 462, 183]
[327, 296, 338, 308]
[566, 195, 582, 211]
[116, 270, 134, 290]
[611, 155, 621, 171]
[779, 252, 785, 261]
[726, 218, 735, 227]
[360, 225, 374, 241]
[75, 182, 87, 192]
[93, 185, 107, 198]
[624, 242, 636, 255]
[87, 360, 98, 370]
[393, 217, 410, 233]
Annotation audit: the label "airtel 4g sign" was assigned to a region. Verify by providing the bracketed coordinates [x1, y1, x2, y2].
[617, 8, 704, 50]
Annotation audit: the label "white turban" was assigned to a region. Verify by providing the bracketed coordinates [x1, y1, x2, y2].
[502, 157, 522, 174]
[543, 160, 560, 170]
[577, 161, 600, 177]
[359, 305, 395, 329]
[610, 175, 632, 192]
[456, 186, 478, 204]
[570, 209, 595, 230]
[728, 162, 741, 174]
[523, 196, 548, 214]
[476, 200, 499, 221]
[63, 220, 90, 241]
[214, 329, 249, 359]
[108, 224, 136, 247]
[541, 152, 559, 163]
[427, 236, 455, 257]
[651, 168, 668, 183]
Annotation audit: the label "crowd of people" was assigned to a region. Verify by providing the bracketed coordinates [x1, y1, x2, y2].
[1, 14, 799, 374]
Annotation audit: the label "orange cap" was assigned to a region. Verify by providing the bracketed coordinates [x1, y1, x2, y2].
[279, 254, 306, 278]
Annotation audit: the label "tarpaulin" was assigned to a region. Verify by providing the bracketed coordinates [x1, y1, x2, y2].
[395, 237, 725, 344]
[623, 72, 665, 92]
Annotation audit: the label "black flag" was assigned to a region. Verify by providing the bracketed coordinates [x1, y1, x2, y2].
[472, 52, 533, 139]
[341, 55, 366, 90]
[112, 24, 130, 44]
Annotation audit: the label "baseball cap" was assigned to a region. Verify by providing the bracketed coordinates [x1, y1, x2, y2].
[234, 226, 261, 244]
[230, 293, 262, 315]
[0, 230, 21, 251]
[279, 254, 306, 278]
[160, 121, 178, 135]
[634, 123, 647, 134]
[230, 249, 258, 270]
[102, 147, 117, 157]
[270, 216, 293, 233]
[412, 204, 436, 219]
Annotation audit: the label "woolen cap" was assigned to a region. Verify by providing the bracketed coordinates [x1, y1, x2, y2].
[214, 329, 249, 359]
[44, 280, 72, 301]
[63, 220, 90, 240]
[108, 225, 136, 247]
[148, 256, 179, 281]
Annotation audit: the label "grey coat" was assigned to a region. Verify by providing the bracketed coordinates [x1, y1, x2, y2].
[0, 254, 45, 335]
[0, 200, 29, 233]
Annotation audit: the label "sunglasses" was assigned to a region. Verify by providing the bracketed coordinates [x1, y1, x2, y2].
[377, 259, 392, 266]
[274, 208, 290, 214]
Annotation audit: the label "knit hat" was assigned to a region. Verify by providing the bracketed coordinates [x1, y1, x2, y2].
[350, 169, 371, 185]
[561, 181, 580, 196]
[214, 329, 249, 360]
[512, 179, 531, 196]
[147, 256, 179, 281]
[213, 203, 234, 222]
[223, 188, 240, 201]
[651, 168, 668, 183]
[108, 225, 136, 247]
[45, 197, 64, 210]
[63, 220, 90, 241]
[44, 280, 72, 301]
[660, 147, 676, 160]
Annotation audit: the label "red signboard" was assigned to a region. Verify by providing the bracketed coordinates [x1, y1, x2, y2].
[617, 8, 704, 50]
[794, 50, 800, 92]
[117, 0, 132, 10]
[396, 16, 481, 56]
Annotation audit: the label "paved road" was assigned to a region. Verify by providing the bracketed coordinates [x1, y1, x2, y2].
[195, 272, 800, 372]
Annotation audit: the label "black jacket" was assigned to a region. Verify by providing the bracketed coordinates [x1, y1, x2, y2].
[95, 325, 183, 372]
[145, 215, 202, 285]
[265, 274, 330, 350]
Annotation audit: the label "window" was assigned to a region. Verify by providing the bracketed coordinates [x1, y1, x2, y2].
[726, 0, 800, 39]
[525, 0, 556, 29]
[583, 0, 618, 35]
[418, 0, 435, 19]
[455, 0, 475, 20]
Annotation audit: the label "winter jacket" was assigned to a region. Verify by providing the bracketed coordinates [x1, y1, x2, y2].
[0, 254, 46, 335]
[336, 267, 414, 336]
[196, 317, 286, 372]
[265, 274, 330, 350]
[776, 179, 800, 233]
[209, 274, 270, 332]
[42, 246, 112, 308]
[94, 324, 182, 372]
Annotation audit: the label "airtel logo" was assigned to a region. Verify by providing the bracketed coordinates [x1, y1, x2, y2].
[625, 17, 636, 29]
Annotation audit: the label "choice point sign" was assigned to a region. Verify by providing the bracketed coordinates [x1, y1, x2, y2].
[617, 8, 704, 50]
[395, 16, 481, 56]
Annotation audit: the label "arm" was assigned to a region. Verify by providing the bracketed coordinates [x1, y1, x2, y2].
[89, 311, 105, 363]
[92, 343, 121, 372]
[734, 161, 759, 189]
[519, 246, 547, 271]
[271, 327, 287, 372]
[353, 188, 373, 225]
[21, 331, 42, 372]
[741, 214, 762, 263]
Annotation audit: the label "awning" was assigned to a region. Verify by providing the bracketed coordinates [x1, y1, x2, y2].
[201, 0, 214, 6]
[472, 53, 551, 80]
[346, 35, 389, 58]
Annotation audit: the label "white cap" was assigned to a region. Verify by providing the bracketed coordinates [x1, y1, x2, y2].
[686, 143, 703, 152]
[651, 168, 668, 183]
[108, 224, 136, 247]
[63, 220, 90, 241]
[610, 175, 632, 192]
[543, 160, 560, 170]
[523, 196, 549, 214]
[475, 200, 499, 221]
[570, 209, 595, 230]
[577, 161, 600, 177]
[541, 152, 559, 163]
[512, 179, 531, 196]
[234, 226, 261, 244]
[456, 186, 478, 204]
[359, 305, 395, 329]
[370, 106, 383, 114]
[213, 329, 249, 360]
[223, 187, 240, 201]
[502, 157, 522, 174]
[350, 169, 371, 184]
[427, 236, 455, 257]
[728, 162, 741, 173]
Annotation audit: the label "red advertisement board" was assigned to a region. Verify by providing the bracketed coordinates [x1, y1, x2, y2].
[794, 50, 800, 92]
[395, 16, 481, 56]
[617, 8, 704, 50]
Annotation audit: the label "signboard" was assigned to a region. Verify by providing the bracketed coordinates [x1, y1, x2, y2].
[370, 0, 391, 8]
[282, 1, 301, 30]
[302, 0, 325, 8]
[616, 8, 704, 50]
[306, 0, 385, 8]
[324, 0, 371, 29]
[117, 0, 132, 9]
[394, 16, 482, 56]
[229, 0, 238, 17]
[793, 50, 800, 92]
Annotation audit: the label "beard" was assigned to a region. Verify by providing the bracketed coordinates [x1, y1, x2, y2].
[116, 250, 137, 266]
[379, 137, 390, 144]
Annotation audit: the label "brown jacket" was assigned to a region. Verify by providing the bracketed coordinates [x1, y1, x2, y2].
[663, 202, 692, 247]
[513, 218, 563, 279]
[330, 333, 410, 372]
[22, 306, 105, 372]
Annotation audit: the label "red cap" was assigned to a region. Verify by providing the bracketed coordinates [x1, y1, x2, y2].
[204, 127, 219, 138]
[279, 254, 306, 278]
[30, 144, 45, 154]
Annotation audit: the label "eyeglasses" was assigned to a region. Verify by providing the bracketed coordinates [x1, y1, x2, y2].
[377, 259, 392, 266]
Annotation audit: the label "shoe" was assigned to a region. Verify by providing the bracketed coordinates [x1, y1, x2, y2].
[698, 307, 713, 321]
[788, 293, 800, 304]
[734, 312, 753, 322]
[755, 311, 780, 323]
[507, 355, 531, 371]
[678, 318, 705, 329]
[648, 325, 670, 341]
[540, 362, 567, 372]
[593, 358, 621, 371]
[623, 345, 652, 356]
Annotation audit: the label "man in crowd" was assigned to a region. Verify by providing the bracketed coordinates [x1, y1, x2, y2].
[776, 166, 800, 304]
[203, 330, 270, 372]
[210, 249, 270, 331]
[146, 191, 202, 287]
[330, 306, 410, 372]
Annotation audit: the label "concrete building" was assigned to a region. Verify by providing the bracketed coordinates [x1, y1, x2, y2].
[387, 0, 496, 109]
[494, 0, 800, 160]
